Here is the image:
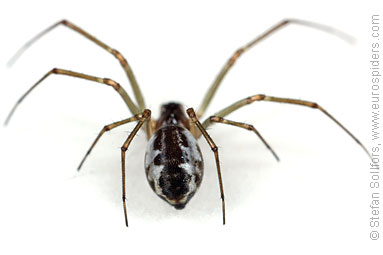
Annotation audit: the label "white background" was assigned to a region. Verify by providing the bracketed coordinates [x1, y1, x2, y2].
[0, 0, 381, 254]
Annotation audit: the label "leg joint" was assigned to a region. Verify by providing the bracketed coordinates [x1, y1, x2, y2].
[61, 19, 69, 25]
[281, 19, 290, 25]
[247, 124, 254, 131]
[103, 78, 121, 90]
[142, 109, 151, 119]
[186, 108, 197, 119]
[228, 48, 245, 66]
[247, 94, 265, 103]
[210, 116, 223, 122]
[111, 49, 128, 66]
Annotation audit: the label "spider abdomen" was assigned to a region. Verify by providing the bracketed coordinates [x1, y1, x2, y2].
[144, 125, 204, 209]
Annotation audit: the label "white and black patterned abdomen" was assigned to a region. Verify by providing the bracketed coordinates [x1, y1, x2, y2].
[144, 125, 204, 209]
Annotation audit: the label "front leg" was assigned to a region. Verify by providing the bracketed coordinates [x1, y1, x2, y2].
[187, 108, 226, 225]
[120, 109, 151, 227]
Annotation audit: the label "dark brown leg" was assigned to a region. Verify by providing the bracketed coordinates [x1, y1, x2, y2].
[8, 20, 145, 111]
[187, 108, 225, 225]
[209, 116, 279, 161]
[197, 19, 353, 117]
[202, 94, 371, 159]
[4, 68, 139, 125]
[120, 109, 151, 227]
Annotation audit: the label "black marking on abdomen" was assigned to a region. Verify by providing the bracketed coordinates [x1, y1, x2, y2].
[144, 124, 204, 209]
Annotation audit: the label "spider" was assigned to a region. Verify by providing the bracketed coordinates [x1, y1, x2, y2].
[5, 19, 370, 227]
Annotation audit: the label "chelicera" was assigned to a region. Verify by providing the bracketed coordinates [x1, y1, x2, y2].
[5, 19, 370, 226]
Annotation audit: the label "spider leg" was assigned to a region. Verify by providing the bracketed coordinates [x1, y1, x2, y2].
[209, 116, 279, 162]
[4, 68, 139, 126]
[197, 19, 354, 117]
[187, 108, 225, 225]
[78, 113, 149, 171]
[202, 94, 371, 159]
[121, 109, 151, 227]
[8, 20, 145, 111]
